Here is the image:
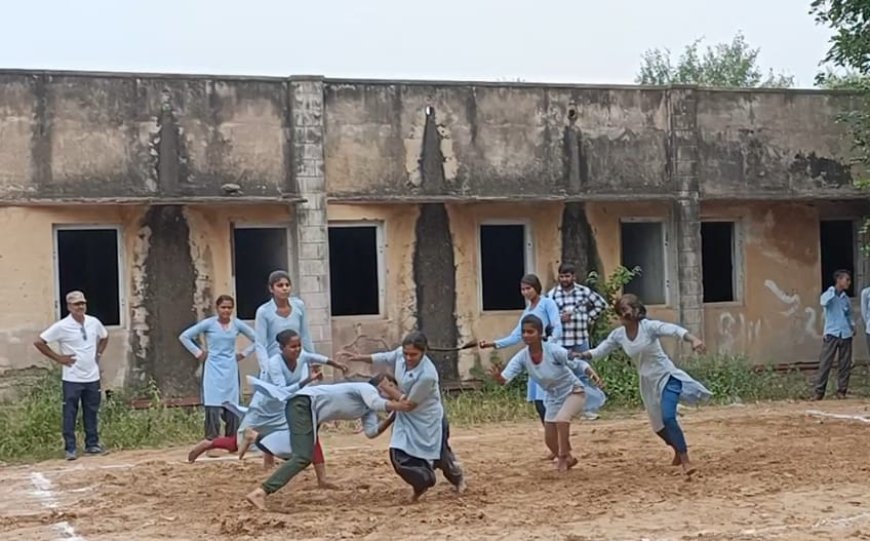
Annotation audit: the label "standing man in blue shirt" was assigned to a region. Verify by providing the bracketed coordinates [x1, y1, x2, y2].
[814, 269, 855, 400]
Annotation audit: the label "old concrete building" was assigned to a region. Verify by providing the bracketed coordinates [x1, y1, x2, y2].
[0, 70, 866, 397]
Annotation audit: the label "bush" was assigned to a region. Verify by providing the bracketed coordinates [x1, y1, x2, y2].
[0, 368, 201, 464]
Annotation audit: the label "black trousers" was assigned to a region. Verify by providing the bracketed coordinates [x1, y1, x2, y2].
[389, 415, 463, 493]
[533, 399, 546, 425]
[204, 406, 240, 440]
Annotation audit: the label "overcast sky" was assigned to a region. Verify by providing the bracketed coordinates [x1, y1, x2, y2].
[0, 0, 834, 87]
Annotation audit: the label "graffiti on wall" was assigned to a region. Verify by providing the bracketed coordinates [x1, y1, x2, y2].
[715, 279, 822, 355]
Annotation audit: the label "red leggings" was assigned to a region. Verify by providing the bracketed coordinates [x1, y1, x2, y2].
[208, 435, 325, 465]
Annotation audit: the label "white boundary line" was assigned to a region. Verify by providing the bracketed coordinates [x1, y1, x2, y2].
[805, 409, 870, 423]
[28, 471, 87, 541]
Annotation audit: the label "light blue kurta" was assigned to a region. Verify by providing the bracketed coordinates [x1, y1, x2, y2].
[254, 297, 315, 375]
[588, 319, 713, 432]
[178, 317, 256, 407]
[500, 342, 598, 422]
[240, 351, 328, 435]
[494, 296, 564, 403]
[243, 297, 316, 432]
[372, 348, 443, 461]
[247, 377, 390, 442]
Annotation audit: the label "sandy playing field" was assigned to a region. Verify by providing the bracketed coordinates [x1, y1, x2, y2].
[2, 400, 870, 541]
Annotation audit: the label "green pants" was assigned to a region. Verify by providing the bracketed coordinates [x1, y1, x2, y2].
[261, 395, 315, 494]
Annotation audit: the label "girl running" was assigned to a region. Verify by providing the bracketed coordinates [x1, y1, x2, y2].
[488, 314, 604, 472]
[479, 273, 566, 457]
[339, 331, 466, 502]
[573, 294, 711, 476]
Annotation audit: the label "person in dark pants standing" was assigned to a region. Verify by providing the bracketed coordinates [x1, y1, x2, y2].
[34, 290, 109, 460]
[814, 270, 855, 400]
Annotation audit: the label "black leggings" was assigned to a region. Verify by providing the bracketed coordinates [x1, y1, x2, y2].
[390, 416, 463, 493]
[533, 399, 546, 425]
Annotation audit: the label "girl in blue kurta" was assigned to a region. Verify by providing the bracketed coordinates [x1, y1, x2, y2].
[340, 332, 466, 502]
[239, 329, 347, 487]
[574, 294, 711, 477]
[241, 271, 317, 460]
[178, 295, 257, 441]
[479, 274, 565, 449]
[489, 314, 604, 473]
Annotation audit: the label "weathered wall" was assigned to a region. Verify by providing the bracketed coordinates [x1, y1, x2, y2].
[0, 205, 140, 396]
[702, 200, 869, 363]
[0, 203, 296, 399]
[696, 90, 863, 199]
[0, 73, 291, 200]
[326, 203, 420, 373]
[323, 83, 671, 199]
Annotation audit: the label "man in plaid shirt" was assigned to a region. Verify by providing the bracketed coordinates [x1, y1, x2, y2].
[547, 263, 608, 419]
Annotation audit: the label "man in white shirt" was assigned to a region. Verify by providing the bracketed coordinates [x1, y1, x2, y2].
[34, 290, 109, 460]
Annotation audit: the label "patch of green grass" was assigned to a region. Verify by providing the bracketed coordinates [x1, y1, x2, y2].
[1, 356, 862, 464]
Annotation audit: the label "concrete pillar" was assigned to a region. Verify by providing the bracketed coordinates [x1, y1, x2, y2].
[289, 76, 333, 356]
[668, 86, 704, 338]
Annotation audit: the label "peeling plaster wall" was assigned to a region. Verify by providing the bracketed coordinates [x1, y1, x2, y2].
[696, 90, 860, 197]
[323, 83, 672, 198]
[701, 200, 870, 363]
[0, 203, 296, 399]
[0, 73, 291, 200]
[0, 205, 142, 397]
[326, 204, 419, 374]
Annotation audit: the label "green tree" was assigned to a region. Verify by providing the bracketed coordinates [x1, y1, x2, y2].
[635, 32, 794, 88]
[811, 0, 870, 248]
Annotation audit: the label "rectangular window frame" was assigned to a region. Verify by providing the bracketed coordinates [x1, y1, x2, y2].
[230, 222, 294, 321]
[52, 224, 126, 328]
[700, 219, 744, 306]
[819, 217, 864, 298]
[619, 217, 671, 307]
[327, 220, 386, 319]
[477, 219, 535, 313]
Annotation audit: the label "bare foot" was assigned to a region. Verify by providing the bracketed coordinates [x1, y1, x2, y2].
[238, 428, 259, 460]
[453, 477, 467, 494]
[245, 488, 267, 511]
[566, 456, 578, 470]
[556, 456, 569, 473]
[262, 454, 275, 470]
[318, 481, 340, 490]
[187, 439, 213, 463]
[541, 452, 556, 461]
[410, 486, 428, 503]
[682, 462, 697, 478]
[671, 451, 681, 466]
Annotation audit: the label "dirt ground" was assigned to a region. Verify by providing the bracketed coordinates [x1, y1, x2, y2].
[2, 400, 870, 541]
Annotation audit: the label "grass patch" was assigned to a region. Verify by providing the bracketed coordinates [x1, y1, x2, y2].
[1, 357, 864, 464]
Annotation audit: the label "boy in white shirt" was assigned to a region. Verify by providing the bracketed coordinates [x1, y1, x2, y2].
[34, 290, 109, 460]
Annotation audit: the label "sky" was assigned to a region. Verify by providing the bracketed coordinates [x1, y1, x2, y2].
[0, 0, 835, 88]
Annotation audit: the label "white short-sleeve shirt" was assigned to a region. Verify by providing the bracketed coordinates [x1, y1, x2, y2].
[40, 315, 108, 383]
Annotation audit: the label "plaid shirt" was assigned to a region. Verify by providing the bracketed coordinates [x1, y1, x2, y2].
[546, 283, 607, 347]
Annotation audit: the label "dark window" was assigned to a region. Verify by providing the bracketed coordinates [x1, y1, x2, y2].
[701, 222, 736, 303]
[56, 228, 121, 325]
[620, 221, 666, 305]
[480, 224, 527, 311]
[820, 220, 855, 297]
[232, 227, 289, 319]
[328, 225, 380, 316]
